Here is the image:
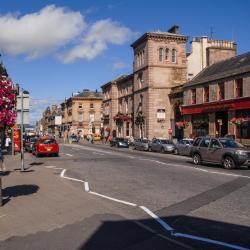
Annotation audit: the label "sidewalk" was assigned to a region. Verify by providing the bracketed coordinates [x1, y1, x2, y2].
[0, 153, 126, 241]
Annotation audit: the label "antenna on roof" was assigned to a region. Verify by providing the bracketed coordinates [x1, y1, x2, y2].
[210, 27, 214, 39]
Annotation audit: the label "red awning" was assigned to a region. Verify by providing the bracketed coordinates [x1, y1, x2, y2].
[181, 97, 250, 115]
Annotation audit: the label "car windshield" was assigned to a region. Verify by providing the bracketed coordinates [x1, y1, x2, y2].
[185, 140, 194, 145]
[30, 138, 38, 142]
[219, 139, 244, 148]
[141, 140, 149, 143]
[41, 139, 56, 144]
[117, 138, 127, 142]
[161, 140, 171, 144]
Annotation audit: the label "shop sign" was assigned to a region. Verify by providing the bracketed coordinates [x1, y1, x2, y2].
[157, 109, 165, 119]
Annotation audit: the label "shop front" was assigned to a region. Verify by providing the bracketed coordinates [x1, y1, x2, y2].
[181, 97, 250, 143]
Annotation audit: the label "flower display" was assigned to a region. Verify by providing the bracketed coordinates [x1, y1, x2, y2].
[230, 117, 249, 126]
[0, 75, 17, 128]
[113, 112, 132, 122]
[176, 121, 189, 129]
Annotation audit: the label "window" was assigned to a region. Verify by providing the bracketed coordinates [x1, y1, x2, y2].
[142, 50, 145, 65]
[165, 48, 169, 60]
[90, 103, 94, 109]
[200, 138, 210, 148]
[191, 89, 196, 104]
[125, 100, 128, 113]
[159, 48, 163, 62]
[172, 49, 176, 63]
[138, 73, 143, 89]
[203, 86, 209, 103]
[126, 122, 130, 136]
[78, 103, 83, 109]
[193, 138, 202, 146]
[119, 100, 122, 112]
[235, 78, 243, 98]
[78, 112, 83, 122]
[210, 139, 221, 149]
[218, 82, 225, 100]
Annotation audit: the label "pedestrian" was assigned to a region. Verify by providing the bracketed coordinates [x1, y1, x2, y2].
[0, 147, 6, 172]
[5, 135, 11, 154]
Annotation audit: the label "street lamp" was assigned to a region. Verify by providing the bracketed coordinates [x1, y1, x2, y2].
[20, 88, 25, 171]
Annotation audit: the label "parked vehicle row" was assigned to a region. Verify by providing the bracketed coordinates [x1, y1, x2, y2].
[110, 136, 250, 169]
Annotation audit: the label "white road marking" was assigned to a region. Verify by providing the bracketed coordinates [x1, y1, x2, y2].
[65, 153, 73, 157]
[139, 206, 174, 232]
[53, 164, 248, 250]
[0, 214, 7, 219]
[92, 152, 105, 156]
[89, 191, 137, 207]
[173, 232, 249, 250]
[84, 182, 90, 192]
[44, 166, 57, 169]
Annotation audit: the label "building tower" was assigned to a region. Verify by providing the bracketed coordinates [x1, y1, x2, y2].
[131, 25, 188, 139]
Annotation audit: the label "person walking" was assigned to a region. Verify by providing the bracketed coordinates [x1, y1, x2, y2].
[0, 147, 6, 172]
[5, 135, 11, 155]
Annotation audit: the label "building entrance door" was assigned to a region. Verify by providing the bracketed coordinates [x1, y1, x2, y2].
[215, 111, 228, 137]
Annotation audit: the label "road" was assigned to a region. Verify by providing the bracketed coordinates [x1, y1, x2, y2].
[3, 142, 250, 250]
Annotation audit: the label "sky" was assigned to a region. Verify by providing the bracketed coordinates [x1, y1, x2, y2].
[0, 0, 250, 124]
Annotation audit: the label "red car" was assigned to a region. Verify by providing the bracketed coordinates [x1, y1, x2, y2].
[33, 138, 59, 157]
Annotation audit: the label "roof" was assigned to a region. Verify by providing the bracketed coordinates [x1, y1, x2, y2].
[184, 51, 250, 88]
[131, 32, 188, 48]
[75, 90, 103, 99]
[101, 74, 133, 89]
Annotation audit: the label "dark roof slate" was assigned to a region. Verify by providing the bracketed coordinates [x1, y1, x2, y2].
[184, 52, 250, 88]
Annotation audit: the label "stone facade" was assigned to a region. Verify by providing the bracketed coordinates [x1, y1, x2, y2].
[182, 52, 250, 144]
[61, 90, 103, 136]
[131, 29, 188, 139]
[187, 37, 236, 80]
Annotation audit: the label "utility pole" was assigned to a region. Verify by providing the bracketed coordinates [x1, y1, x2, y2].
[20, 88, 25, 171]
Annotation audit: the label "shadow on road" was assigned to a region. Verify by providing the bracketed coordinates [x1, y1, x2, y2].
[80, 215, 250, 250]
[3, 184, 39, 205]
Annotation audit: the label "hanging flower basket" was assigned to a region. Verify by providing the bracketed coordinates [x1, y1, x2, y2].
[105, 127, 111, 132]
[230, 117, 248, 126]
[176, 121, 189, 129]
[135, 111, 145, 125]
[113, 112, 132, 122]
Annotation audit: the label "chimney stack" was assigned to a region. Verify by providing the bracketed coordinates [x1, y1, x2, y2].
[168, 25, 179, 34]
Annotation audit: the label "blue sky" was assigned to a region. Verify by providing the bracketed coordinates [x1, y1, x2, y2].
[1, 0, 250, 124]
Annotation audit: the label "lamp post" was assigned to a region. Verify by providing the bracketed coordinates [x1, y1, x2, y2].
[20, 88, 25, 171]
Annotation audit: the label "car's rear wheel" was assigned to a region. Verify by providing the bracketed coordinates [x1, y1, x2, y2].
[222, 156, 236, 169]
[193, 153, 201, 165]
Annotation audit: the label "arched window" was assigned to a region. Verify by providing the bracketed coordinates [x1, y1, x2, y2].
[172, 49, 176, 63]
[159, 48, 163, 62]
[165, 48, 169, 60]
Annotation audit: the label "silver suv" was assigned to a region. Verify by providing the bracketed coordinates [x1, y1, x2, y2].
[190, 137, 250, 169]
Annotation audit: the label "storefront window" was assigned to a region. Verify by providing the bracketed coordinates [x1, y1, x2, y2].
[236, 109, 250, 139]
[203, 86, 209, 103]
[192, 114, 209, 137]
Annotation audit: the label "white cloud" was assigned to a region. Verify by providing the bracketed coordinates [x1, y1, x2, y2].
[113, 62, 129, 70]
[0, 6, 137, 62]
[59, 19, 137, 63]
[0, 5, 85, 58]
[29, 97, 62, 125]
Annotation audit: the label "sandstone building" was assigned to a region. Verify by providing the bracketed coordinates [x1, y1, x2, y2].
[182, 52, 250, 144]
[61, 90, 103, 136]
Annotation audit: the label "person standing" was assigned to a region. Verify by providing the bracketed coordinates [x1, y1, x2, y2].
[0, 147, 6, 172]
[5, 135, 11, 155]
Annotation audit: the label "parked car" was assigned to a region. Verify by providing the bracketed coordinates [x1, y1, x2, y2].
[149, 139, 175, 153]
[110, 138, 129, 148]
[175, 138, 194, 156]
[133, 139, 150, 151]
[190, 137, 250, 169]
[25, 137, 38, 152]
[33, 138, 59, 157]
[71, 135, 79, 143]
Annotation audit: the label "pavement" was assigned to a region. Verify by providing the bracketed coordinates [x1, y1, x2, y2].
[0, 152, 194, 250]
[0, 144, 250, 250]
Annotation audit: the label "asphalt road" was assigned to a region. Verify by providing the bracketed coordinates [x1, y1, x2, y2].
[3, 142, 250, 250]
